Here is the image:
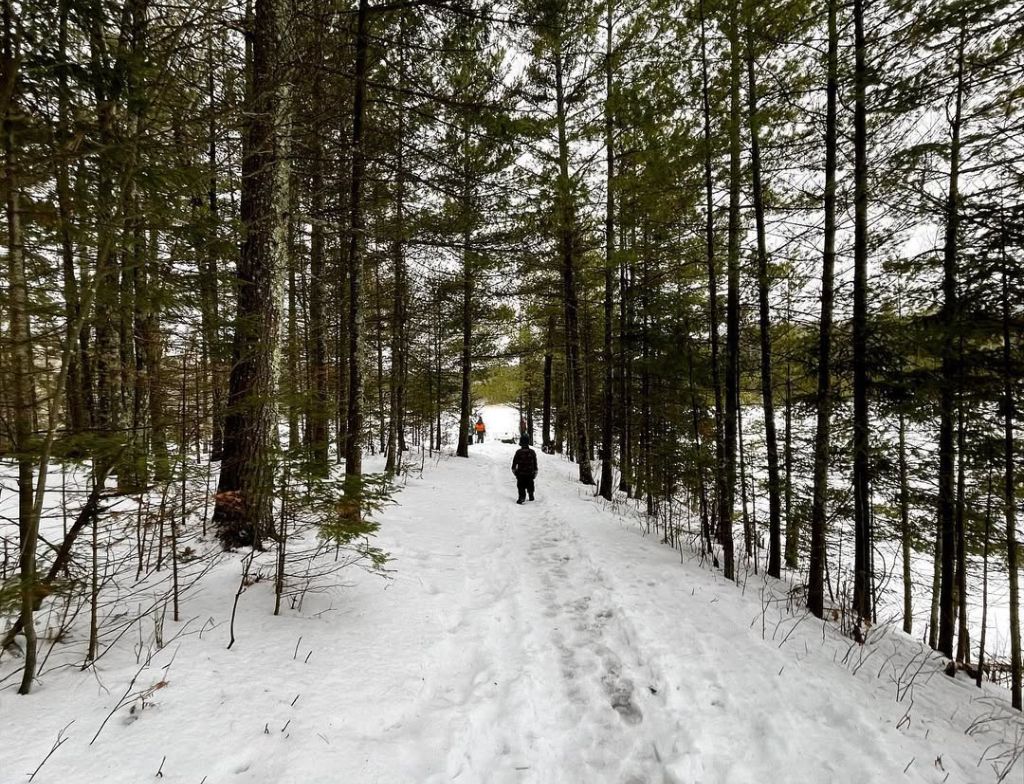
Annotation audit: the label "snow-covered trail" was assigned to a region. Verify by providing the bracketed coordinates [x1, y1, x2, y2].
[317, 440, 693, 783]
[359, 440, 957, 784]
[232, 439, 1014, 784]
[3, 425, 1021, 783]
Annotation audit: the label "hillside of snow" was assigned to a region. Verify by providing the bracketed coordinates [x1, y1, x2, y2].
[1, 406, 1022, 783]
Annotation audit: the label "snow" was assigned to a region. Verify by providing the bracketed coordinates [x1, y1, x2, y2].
[2, 405, 1022, 783]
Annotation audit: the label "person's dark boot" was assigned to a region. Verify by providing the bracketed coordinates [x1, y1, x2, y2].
[516, 498, 524, 505]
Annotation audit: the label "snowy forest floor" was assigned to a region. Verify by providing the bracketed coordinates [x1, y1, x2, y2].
[2, 406, 1023, 783]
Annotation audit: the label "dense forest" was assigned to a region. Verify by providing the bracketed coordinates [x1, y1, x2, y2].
[1, 0, 1022, 713]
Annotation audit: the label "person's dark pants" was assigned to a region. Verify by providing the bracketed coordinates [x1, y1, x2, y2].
[516, 475, 535, 502]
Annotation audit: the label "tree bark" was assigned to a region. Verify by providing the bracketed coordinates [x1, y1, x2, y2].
[1002, 257, 1021, 709]
[698, 0, 724, 547]
[722, 0, 742, 581]
[620, 255, 633, 493]
[205, 35, 224, 461]
[899, 411, 912, 634]
[851, 0, 873, 624]
[4, 5, 38, 692]
[213, 0, 291, 548]
[978, 475, 992, 689]
[56, 0, 89, 436]
[543, 324, 553, 450]
[345, 0, 370, 482]
[745, 16, 782, 578]
[308, 155, 329, 473]
[457, 126, 473, 460]
[955, 398, 969, 662]
[808, 0, 839, 619]
[88, 5, 129, 475]
[599, 0, 616, 500]
[783, 287, 797, 569]
[385, 20, 407, 475]
[688, 341, 713, 557]
[287, 226, 301, 453]
[937, 31, 965, 659]
[138, 226, 170, 483]
[554, 43, 594, 485]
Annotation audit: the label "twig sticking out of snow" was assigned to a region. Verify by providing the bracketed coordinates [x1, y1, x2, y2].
[90, 651, 153, 745]
[28, 720, 73, 782]
[227, 550, 256, 650]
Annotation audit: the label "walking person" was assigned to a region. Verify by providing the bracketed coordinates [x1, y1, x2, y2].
[511, 435, 538, 504]
[475, 416, 486, 443]
[518, 416, 531, 446]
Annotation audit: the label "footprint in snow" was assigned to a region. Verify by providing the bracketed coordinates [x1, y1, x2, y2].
[599, 656, 643, 725]
[607, 682, 643, 725]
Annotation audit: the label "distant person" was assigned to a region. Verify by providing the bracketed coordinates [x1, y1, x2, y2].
[475, 416, 486, 443]
[511, 435, 538, 504]
[519, 417, 531, 445]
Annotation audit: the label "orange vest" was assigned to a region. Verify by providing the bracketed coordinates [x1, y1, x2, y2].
[474, 421, 485, 432]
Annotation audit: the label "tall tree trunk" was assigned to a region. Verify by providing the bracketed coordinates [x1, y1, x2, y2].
[583, 297, 596, 463]
[738, 390, 752, 559]
[287, 238, 300, 453]
[335, 130, 351, 462]
[435, 296, 443, 450]
[937, 31, 965, 660]
[851, 0, 873, 624]
[143, 228, 169, 482]
[543, 315, 554, 449]
[396, 246, 409, 455]
[929, 529, 941, 649]
[88, 7, 127, 476]
[374, 258, 386, 454]
[955, 398, 969, 662]
[4, 6, 38, 692]
[308, 154, 329, 473]
[457, 235, 472, 459]
[56, 0, 88, 436]
[899, 410, 912, 634]
[808, 0, 839, 619]
[1002, 258, 1021, 709]
[118, 200, 141, 491]
[688, 343, 713, 557]
[345, 0, 370, 483]
[745, 16, 782, 578]
[599, 0, 615, 500]
[783, 288, 797, 569]
[205, 36, 224, 461]
[640, 246, 652, 516]
[722, 0, 742, 581]
[129, 219, 150, 489]
[699, 0, 724, 544]
[978, 475, 993, 689]
[619, 257, 634, 493]
[385, 20, 408, 473]
[457, 128, 473, 460]
[554, 44, 594, 485]
[115, 0, 150, 494]
[213, 0, 291, 548]
[385, 35, 407, 474]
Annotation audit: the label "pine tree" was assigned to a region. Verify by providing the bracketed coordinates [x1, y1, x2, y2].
[213, 0, 292, 548]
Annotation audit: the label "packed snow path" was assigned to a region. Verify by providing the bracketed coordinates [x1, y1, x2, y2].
[3, 424, 1021, 783]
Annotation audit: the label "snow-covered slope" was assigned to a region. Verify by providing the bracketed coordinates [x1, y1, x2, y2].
[2, 413, 1021, 783]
